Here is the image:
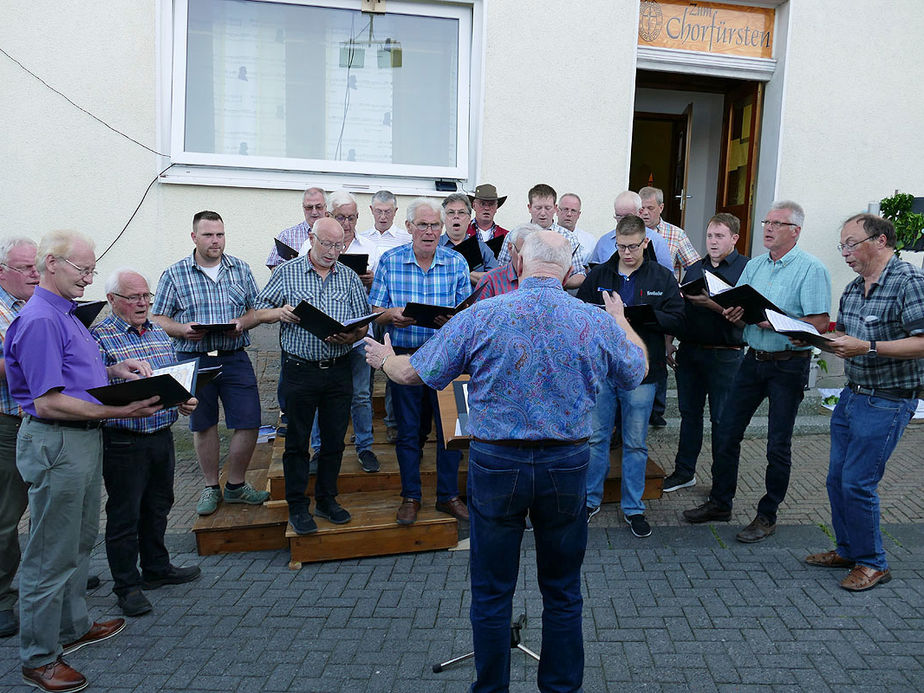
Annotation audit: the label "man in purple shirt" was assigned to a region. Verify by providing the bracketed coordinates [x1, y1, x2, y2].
[5, 231, 162, 693]
[365, 231, 648, 692]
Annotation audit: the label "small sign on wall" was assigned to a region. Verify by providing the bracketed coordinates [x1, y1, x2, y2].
[638, 1, 775, 59]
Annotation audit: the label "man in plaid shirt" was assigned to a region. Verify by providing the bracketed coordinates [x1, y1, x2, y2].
[152, 211, 269, 517]
[805, 214, 924, 592]
[92, 269, 200, 617]
[265, 186, 327, 270]
[369, 198, 472, 526]
[473, 223, 541, 300]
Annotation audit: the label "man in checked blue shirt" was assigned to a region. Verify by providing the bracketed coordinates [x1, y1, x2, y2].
[92, 269, 201, 618]
[152, 211, 269, 517]
[684, 201, 832, 543]
[369, 197, 472, 526]
[252, 217, 371, 535]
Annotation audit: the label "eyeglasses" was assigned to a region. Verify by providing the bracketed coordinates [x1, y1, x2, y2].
[372, 208, 395, 216]
[760, 220, 798, 229]
[836, 235, 878, 253]
[444, 209, 470, 217]
[616, 241, 646, 252]
[59, 257, 98, 277]
[333, 214, 358, 224]
[1, 262, 39, 276]
[113, 292, 154, 303]
[412, 222, 442, 232]
[312, 238, 346, 252]
[303, 204, 326, 212]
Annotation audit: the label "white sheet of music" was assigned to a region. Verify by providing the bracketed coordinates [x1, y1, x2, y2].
[151, 361, 197, 391]
[704, 270, 734, 295]
[454, 383, 469, 436]
[765, 309, 821, 335]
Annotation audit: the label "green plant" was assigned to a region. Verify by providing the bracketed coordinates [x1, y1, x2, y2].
[879, 191, 924, 255]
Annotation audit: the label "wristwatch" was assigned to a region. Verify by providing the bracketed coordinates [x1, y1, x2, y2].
[867, 340, 877, 356]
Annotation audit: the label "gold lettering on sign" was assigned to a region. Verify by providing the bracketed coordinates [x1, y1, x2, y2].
[638, 0, 775, 59]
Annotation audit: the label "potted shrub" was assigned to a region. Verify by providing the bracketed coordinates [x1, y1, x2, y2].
[879, 191, 924, 254]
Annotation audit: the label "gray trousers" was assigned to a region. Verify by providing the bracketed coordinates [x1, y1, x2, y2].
[16, 418, 102, 668]
[0, 414, 27, 611]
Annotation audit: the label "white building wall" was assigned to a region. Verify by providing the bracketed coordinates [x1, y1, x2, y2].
[2, 1, 924, 304]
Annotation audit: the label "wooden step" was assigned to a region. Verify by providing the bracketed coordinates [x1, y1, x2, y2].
[286, 489, 458, 567]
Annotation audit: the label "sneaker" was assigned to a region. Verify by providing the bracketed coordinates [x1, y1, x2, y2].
[289, 512, 318, 535]
[142, 565, 202, 590]
[315, 499, 351, 524]
[586, 506, 601, 523]
[196, 487, 222, 515]
[359, 450, 380, 473]
[117, 590, 152, 617]
[223, 482, 270, 505]
[662, 472, 696, 493]
[625, 514, 652, 538]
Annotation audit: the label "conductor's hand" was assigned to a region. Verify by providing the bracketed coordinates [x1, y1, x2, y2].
[178, 397, 198, 416]
[602, 290, 626, 321]
[364, 333, 396, 369]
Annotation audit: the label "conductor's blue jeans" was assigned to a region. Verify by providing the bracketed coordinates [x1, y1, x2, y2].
[828, 387, 914, 571]
[467, 440, 588, 693]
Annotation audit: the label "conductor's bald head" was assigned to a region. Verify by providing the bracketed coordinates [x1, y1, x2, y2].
[517, 231, 572, 283]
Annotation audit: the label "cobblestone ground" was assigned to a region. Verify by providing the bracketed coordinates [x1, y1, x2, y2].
[3, 424, 923, 692]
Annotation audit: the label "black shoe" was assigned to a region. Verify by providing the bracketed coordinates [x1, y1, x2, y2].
[649, 414, 667, 428]
[141, 565, 202, 590]
[662, 472, 696, 493]
[683, 500, 732, 524]
[315, 499, 351, 524]
[276, 425, 287, 438]
[586, 506, 601, 524]
[625, 514, 652, 538]
[289, 511, 318, 535]
[117, 589, 153, 617]
[736, 515, 776, 543]
[358, 450, 380, 473]
[86, 575, 101, 591]
[0, 609, 17, 637]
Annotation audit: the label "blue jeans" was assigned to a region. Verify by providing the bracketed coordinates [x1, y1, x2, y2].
[673, 344, 744, 479]
[390, 357, 461, 502]
[710, 352, 809, 522]
[587, 381, 655, 514]
[310, 346, 374, 454]
[468, 441, 588, 693]
[828, 388, 915, 571]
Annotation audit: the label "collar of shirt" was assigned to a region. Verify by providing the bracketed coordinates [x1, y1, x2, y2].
[762, 244, 803, 267]
[107, 311, 153, 336]
[403, 247, 447, 270]
[706, 249, 740, 270]
[304, 253, 339, 277]
[518, 276, 562, 292]
[32, 286, 78, 315]
[185, 251, 232, 274]
[0, 284, 22, 311]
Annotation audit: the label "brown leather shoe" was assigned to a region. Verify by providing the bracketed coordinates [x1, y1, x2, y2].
[735, 515, 776, 543]
[61, 618, 126, 656]
[396, 498, 421, 525]
[805, 550, 854, 568]
[21, 657, 87, 692]
[840, 565, 892, 592]
[435, 496, 469, 522]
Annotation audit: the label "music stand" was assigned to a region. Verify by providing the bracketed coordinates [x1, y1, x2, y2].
[431, 612, 539, 673]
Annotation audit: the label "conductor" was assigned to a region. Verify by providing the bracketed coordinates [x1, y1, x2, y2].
[364, 231, 648, 692]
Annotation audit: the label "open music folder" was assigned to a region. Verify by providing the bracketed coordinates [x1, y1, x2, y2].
[88, 359, 222, 408]
[446, 235, 486, 271]
[402, 284, 488, 330]
[703, 271, 784, 325]
[764, 310, 836, 352]
[292, 301, 379, 341]
[274, 238, 299, 262]
[74, 301, 107, 328]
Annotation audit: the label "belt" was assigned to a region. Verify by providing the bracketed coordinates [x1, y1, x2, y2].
[26, 415, 103, 430]
[105, 426, 172, 438]
[217, 348, 244, 356]
[750, 349, 812, 362]
[698, 344, 743, 351]
[0, 413, 22, 423]
[846, 382, 918, 402]
[473, 437, 589, 449]
[286, 353, 350, 370]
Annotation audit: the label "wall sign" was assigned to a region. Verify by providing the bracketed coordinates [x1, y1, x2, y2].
[638, 1, 775, 59]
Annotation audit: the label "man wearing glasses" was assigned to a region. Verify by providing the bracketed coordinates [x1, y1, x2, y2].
[577, 214, 684, 537]
[152, 211, 269, 517]
[265, 185, 328, 270]
[440, 193, 499, 286]
[0, 238, 38, 640]
[298, 190, 382, 474]
[684, 201, 831, 543]
[369, 198, 472, 526]
[6, 231, 163, 692]
[92, 270, 201, 617]
[361, 190, 412, 252]
[805, 214, 924, 591]
[253, 217, 371, 535]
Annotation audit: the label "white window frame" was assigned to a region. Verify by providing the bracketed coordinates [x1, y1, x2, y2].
[160, 0, 483, 193]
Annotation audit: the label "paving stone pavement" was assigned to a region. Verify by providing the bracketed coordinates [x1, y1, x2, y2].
[3, 425, 923, 691]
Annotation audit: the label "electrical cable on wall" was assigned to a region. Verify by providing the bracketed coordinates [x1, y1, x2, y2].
[1, 45, 171, 260]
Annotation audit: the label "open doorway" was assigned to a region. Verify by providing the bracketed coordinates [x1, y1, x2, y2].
[631, 70, 764, 255]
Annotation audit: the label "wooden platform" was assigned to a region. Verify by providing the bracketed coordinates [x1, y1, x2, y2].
[192, 398, 665, 564]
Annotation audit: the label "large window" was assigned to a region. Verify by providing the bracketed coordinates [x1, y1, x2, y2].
[170, 0, 475, 182]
